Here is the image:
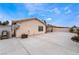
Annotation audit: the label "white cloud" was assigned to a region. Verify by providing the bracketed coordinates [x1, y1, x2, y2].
[0, 14, 6, 21]
[76, 15, 79, 18]
[64, 6, 72, 14]
[65, 9, 71, 14]
[52, 8, 61, 15]
[24, 3, 45, 15]
[46, 18, 52, 21]
[64, 6, 69, 11]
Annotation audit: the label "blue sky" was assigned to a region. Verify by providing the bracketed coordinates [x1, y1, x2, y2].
[0, 3, 79, 27]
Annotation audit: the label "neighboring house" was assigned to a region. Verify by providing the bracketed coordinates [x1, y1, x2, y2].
[0, 25, 12, 38]
[12, 18, 46, 37]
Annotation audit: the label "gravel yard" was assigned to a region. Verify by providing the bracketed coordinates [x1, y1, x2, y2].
[0, 32, 79, 55]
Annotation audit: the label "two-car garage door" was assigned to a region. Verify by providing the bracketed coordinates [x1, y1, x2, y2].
[53, 28, 69, 32]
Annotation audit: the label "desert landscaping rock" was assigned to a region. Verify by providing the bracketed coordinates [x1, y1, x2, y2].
[0, 32, 79, 55]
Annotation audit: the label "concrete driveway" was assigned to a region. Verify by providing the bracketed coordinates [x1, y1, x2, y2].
[0, 32, 79, 55]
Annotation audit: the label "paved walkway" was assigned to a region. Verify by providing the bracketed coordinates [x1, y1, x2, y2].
[0, 32, 79, 55]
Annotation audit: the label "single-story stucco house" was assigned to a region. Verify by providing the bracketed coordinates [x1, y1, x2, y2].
[12, 18, 46, 37]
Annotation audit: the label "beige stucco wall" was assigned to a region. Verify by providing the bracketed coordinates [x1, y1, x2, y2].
[16, 20, 46, 37]
[53, 27, 70, 32]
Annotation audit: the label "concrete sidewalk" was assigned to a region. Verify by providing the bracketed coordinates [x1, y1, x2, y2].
[0, 32, 79, 55]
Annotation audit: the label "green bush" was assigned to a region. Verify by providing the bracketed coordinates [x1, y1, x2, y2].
[71, 36, 79, 42]
[21, 34, 28, 38]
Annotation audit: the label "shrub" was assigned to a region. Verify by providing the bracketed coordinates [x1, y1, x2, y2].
[71, 36, 79, 42]
[77, 29, 79, 36]
[21, 34, 28, 38]
[77, 32, 79, 36]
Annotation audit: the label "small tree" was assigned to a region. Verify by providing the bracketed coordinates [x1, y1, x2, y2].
[0, 21, 2, 25]
[2, 21, 9, 25]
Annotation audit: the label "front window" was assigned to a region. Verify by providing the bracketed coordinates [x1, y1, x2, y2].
[38, 26, 43, 31]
